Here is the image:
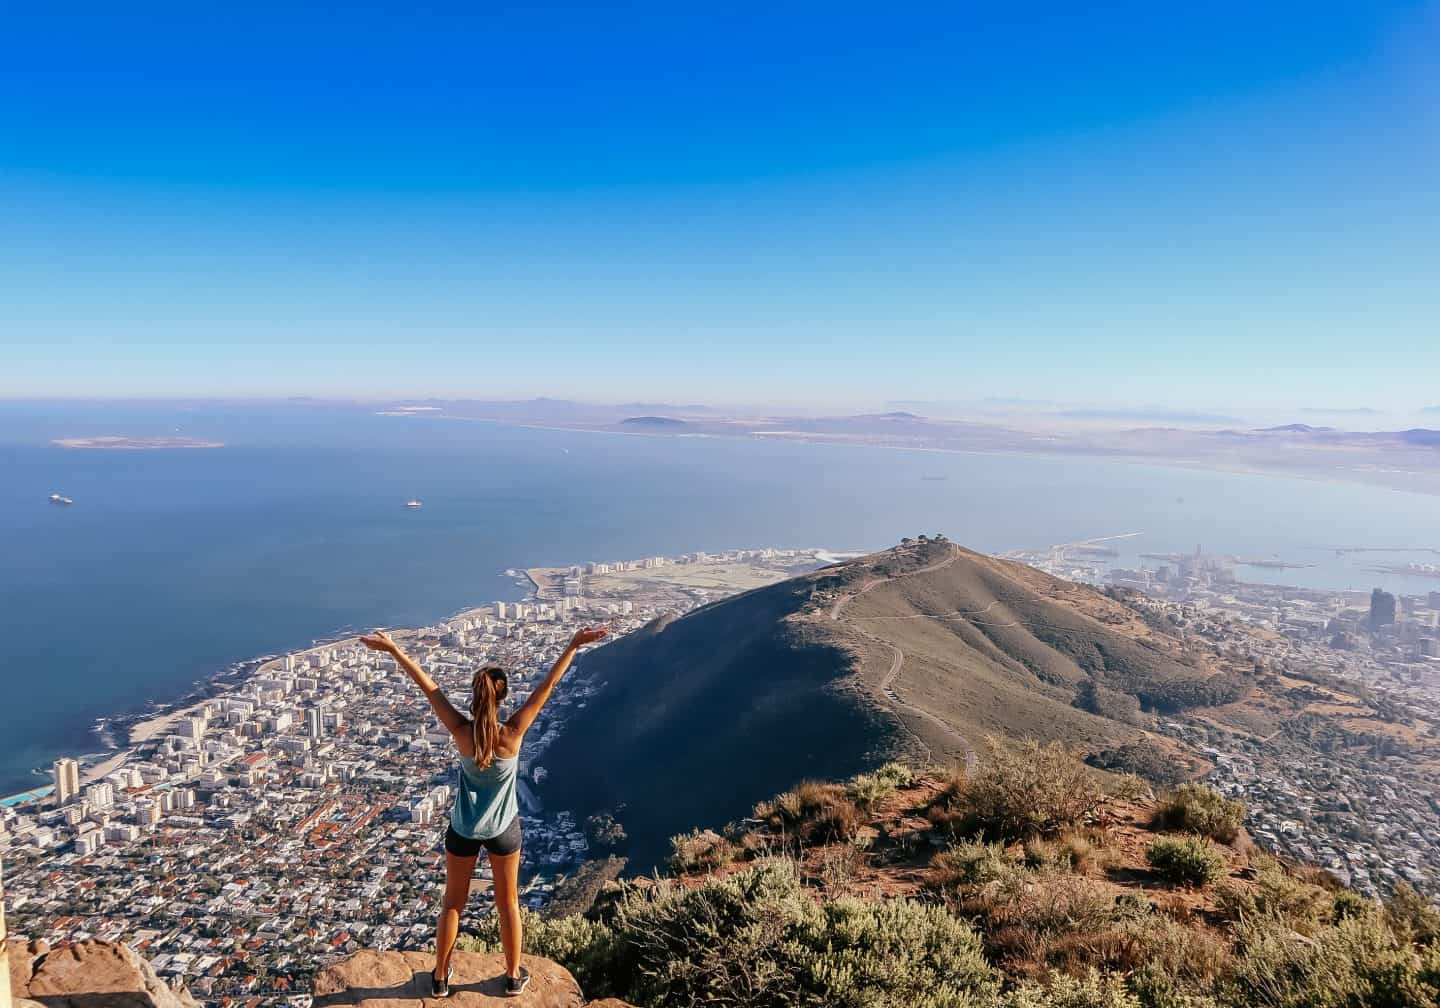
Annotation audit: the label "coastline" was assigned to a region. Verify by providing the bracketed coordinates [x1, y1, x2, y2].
[73, 602, 528, 790]
[40, 551, 777, 797]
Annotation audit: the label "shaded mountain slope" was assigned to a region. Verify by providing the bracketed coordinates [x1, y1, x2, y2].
[544, 539, 1241, 870]
[543, 572, 896, 871]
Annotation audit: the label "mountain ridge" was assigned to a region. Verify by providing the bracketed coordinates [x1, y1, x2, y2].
[543, 538, 1233, 870]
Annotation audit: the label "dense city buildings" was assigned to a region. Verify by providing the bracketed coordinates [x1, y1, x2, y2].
[0, 546, 823, 1004]
[1014, 542, 1440, 900]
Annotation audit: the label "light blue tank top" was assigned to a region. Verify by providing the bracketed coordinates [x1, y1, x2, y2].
[451, 753, 520, 840]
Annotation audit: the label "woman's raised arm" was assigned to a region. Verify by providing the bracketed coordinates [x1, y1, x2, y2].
[505, 627, 608, 739]
[360, 631, 470, 740]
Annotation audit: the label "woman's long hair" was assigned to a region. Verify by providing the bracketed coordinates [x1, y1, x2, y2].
[469, 666, 509, 769]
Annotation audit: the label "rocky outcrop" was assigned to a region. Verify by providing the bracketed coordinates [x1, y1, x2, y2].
[313, 950, 613, 1008]
[7, 940, 197, 1008]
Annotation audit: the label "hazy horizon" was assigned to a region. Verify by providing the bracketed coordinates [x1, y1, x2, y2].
[4, 394, 1440, 432]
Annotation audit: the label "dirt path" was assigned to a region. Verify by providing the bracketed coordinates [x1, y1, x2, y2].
[829, 545, 977, 769]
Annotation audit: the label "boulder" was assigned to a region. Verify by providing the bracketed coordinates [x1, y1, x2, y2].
[7, 939, 47, 994]
[11, 940, 197, 1008]
[313, 951, 584, 1008]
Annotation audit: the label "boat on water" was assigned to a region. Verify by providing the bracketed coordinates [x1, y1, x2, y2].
[405, 499, 423, 509]
[49, 493, 74, 505]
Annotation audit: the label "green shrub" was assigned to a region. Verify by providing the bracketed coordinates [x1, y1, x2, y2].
[1121, 912, 1232, 1008]
[469, 861, 1001, 1008]
[929, 838, 1020, 891]
[1329, 888, 1373, 922]
[1103, 772, 1152, 802]
[1421, 942, 1440, 991]
[1385, 881, 1440, 947]
[1004, 970, 1142, 1008]
[460, 908, 619, 996]
[1218, 912, 1439, 1008]
[791, 894, 1002, 1008]
[957, 869, 1120, 971]
[847, 772, 896, 810]
[846, 762, 918, 810]
[668, 828, 737, 875]
[876, 760, 916, 788]
[1019, 831, 1099, 874]
[755, 780, 864, 847]
[1146, 836, 1226, 888]
[930, 738, 1106, 842]
[630, 862, 999, 1007]
[1214, 854, 1331, 935]
[1153, 784, 1245, 844]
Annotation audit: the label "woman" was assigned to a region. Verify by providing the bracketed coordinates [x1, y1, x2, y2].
[360, 624, 609, 998]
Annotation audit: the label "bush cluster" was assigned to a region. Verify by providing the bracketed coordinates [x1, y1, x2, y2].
[508, 749, 1440, 1008]
[930, 838, 1021, 891]
[1146, 835, 1227, 888]
[1004, 970, 1143, 1008]
[1215, 853, 1334, 935]
[1153, 784, 1245, 844]
[668, 828, 738, 875]
[754, 780, 863, 848]
[928, 739, 1106, 842]
[463, 861, 1000, 1008]
[846, 761, 915, 810]
[1220, 910, 1439, 1008]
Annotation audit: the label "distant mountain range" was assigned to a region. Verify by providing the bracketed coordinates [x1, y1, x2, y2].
[544, 539, 1234, 870]
[371, 397, 1440, 496]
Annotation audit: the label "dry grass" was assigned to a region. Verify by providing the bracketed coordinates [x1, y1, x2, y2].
[668, 829, 738, 875]
[1153, 782, 1246, 844]
[754, 780, 864, 848]
[926, 738, 1107, 842]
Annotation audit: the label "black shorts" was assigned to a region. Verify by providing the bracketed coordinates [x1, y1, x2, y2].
[445, 818, 522, 858]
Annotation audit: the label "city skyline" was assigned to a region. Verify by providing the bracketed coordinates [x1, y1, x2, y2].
[3, 4, 1438, 407]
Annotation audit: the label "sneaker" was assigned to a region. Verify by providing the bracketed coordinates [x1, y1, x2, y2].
[505, 966, 530, 997]
[431, 965, 453, 998]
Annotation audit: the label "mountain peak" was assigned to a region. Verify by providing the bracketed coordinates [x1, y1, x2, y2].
[542, 538, 1233, 870]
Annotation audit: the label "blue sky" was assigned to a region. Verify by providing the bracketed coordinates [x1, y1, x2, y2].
[2, 3, 1436, 411]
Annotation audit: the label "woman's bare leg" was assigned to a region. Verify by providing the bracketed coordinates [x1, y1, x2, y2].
[436, 850, 477, 978]
[487, 849, 523, 978]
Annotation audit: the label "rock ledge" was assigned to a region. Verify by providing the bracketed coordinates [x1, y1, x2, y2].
[314, 950, 628, 1008]
[7, 939, 197, 1008]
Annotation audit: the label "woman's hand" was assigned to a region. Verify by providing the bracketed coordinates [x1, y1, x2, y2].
[360, 630, 399, 654]
[569, 627, 609, 650]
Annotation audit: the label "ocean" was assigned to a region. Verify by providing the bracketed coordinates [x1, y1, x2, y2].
[3, 400, 1439, 795]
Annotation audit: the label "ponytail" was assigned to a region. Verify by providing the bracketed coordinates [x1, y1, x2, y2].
[470, 666, 508, 769]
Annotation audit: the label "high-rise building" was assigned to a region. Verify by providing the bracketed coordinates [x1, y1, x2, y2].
[1370, 588, 1397, 630]
[84, 781, 115, 811]
[51, 758, 80, 807]
[306, 707, 323, 740]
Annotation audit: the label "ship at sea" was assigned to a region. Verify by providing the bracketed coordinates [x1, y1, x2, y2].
[49, 493, 74, 505]
[405, 499, 423, 509]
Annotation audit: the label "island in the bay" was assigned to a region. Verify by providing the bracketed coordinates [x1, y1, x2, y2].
[51, 435, 225, 449]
